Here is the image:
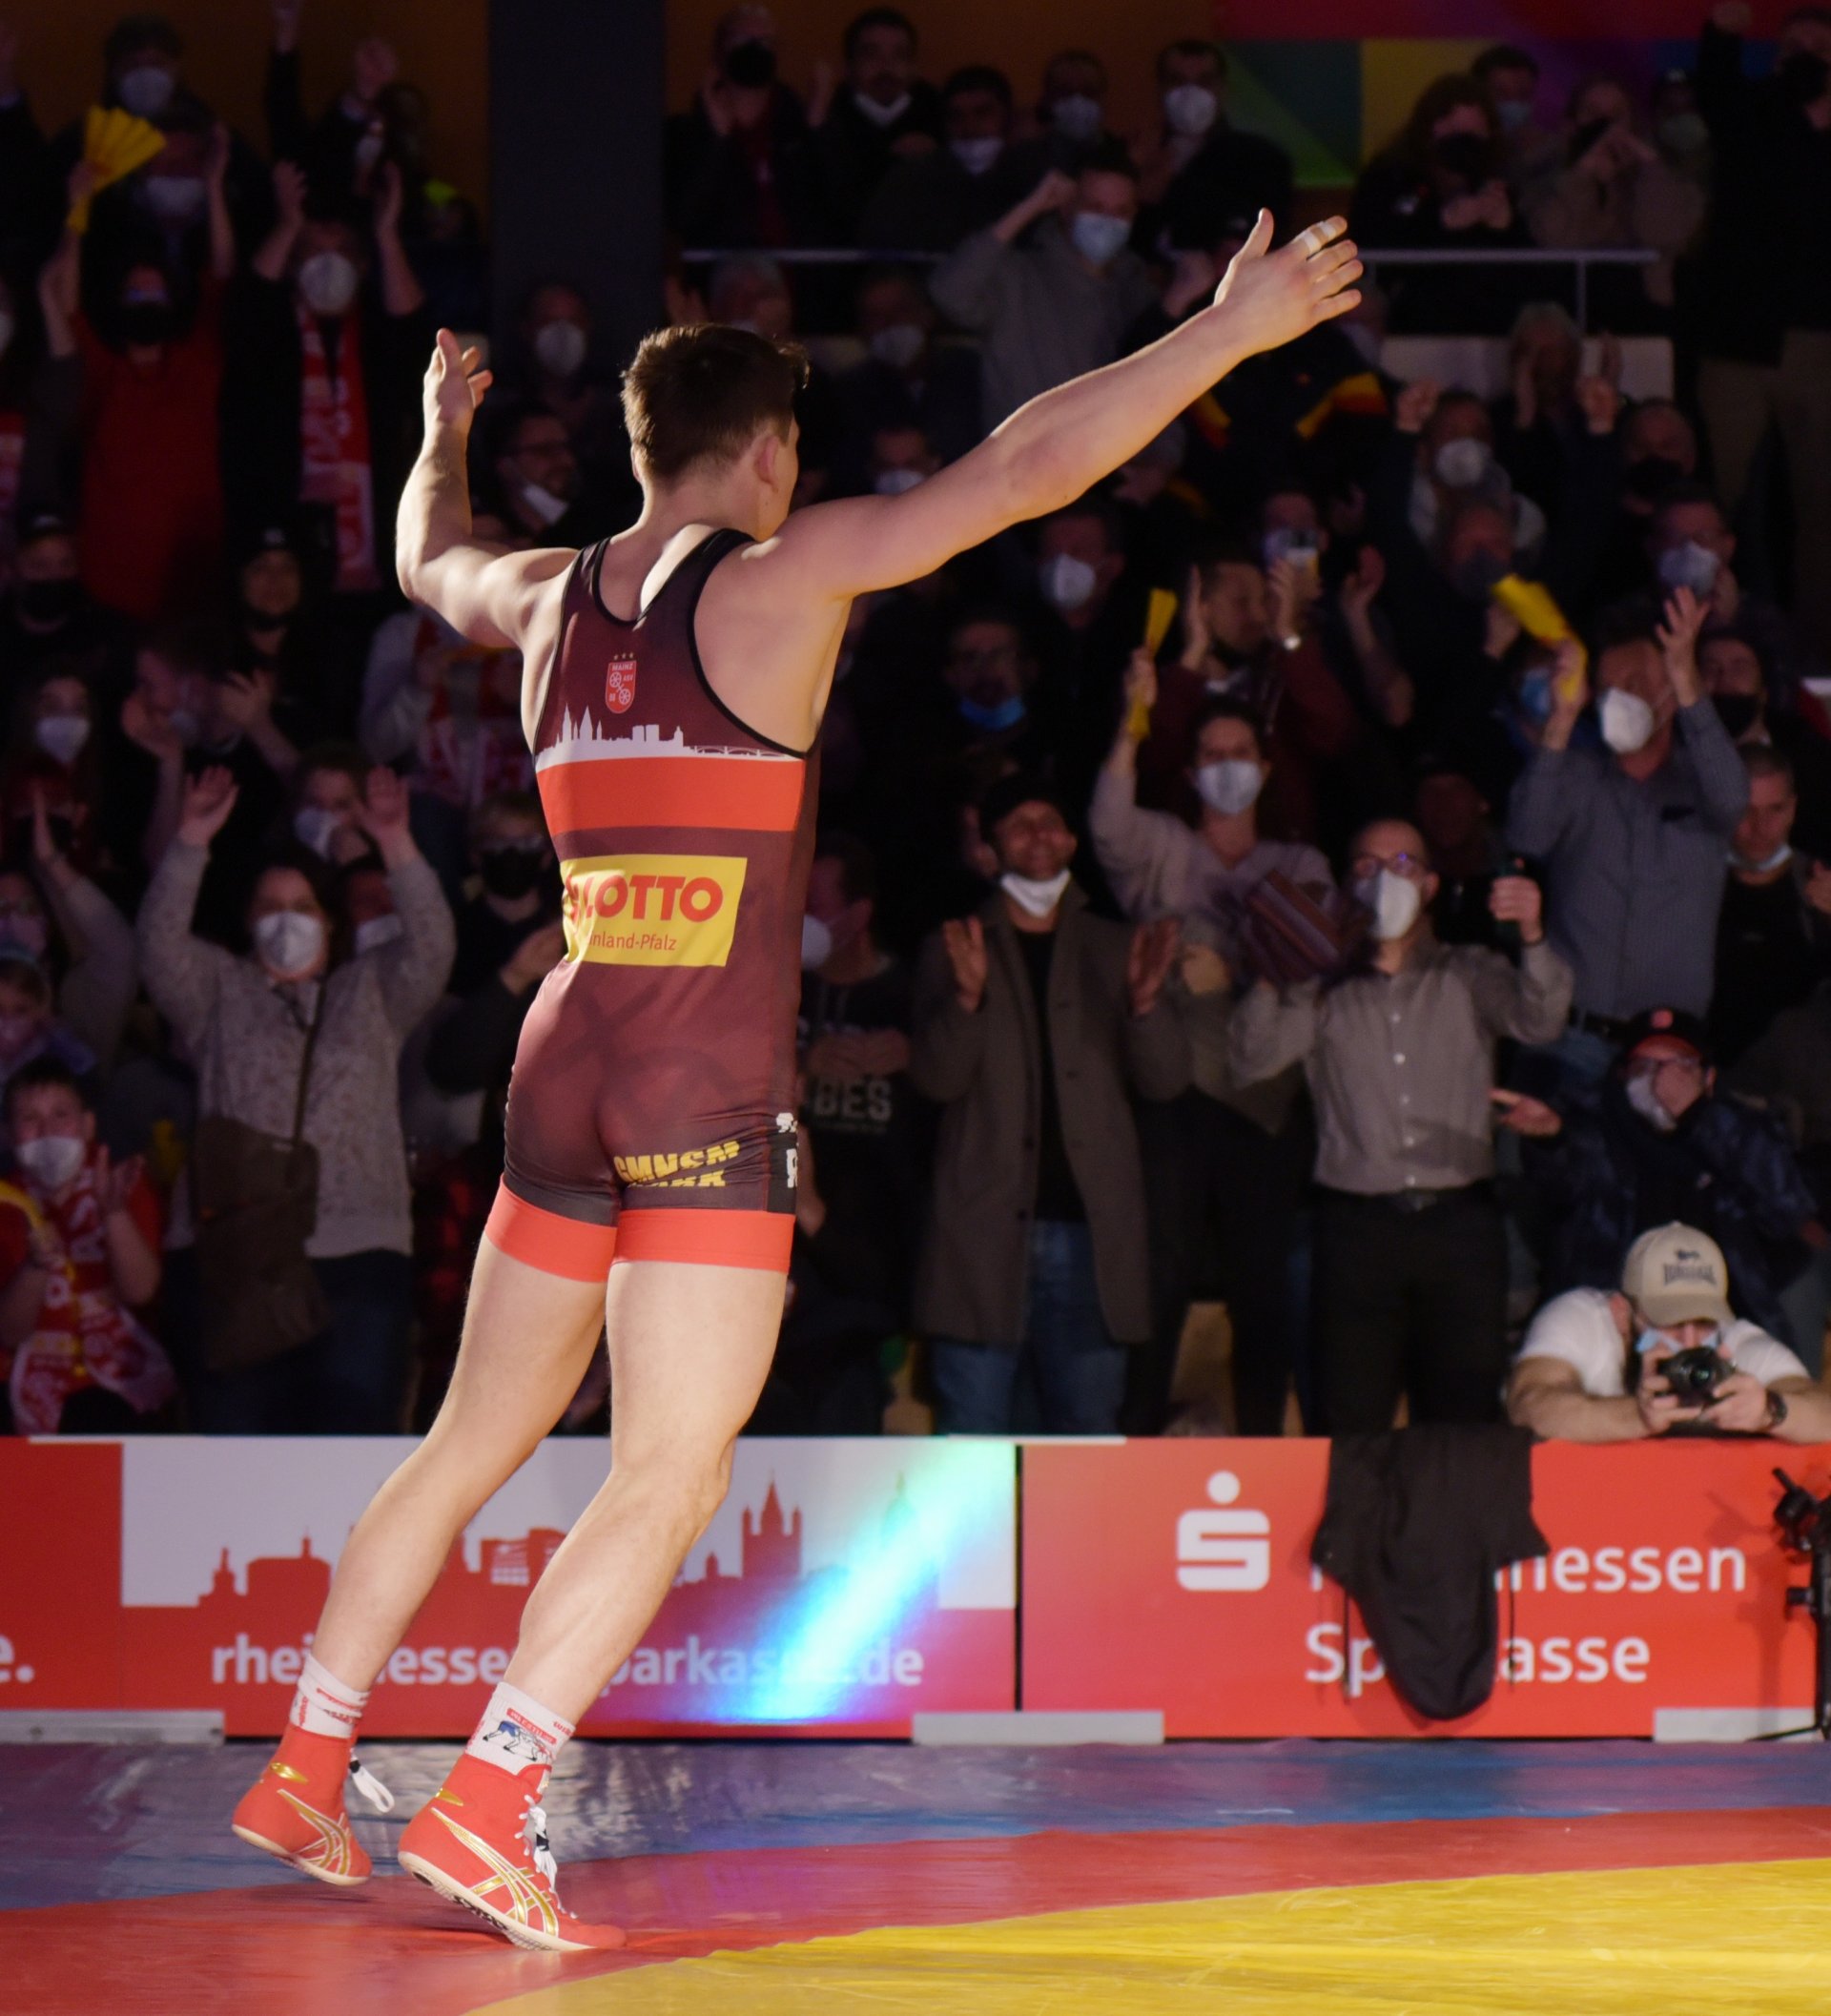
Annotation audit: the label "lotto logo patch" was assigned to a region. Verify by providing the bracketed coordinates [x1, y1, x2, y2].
[606, 654, 637, 713]
[561, 854, 747, 967]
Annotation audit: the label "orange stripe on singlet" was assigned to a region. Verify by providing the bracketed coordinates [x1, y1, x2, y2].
[484, 1185, 617, 1282]
[537, 754, 804, 835]
[617, 1207, 793, 1273]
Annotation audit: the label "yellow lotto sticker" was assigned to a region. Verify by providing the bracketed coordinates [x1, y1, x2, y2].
[561, 854, 747, 967]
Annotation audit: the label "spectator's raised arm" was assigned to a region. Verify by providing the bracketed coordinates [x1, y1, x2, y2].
[353, 767, 456, 1033]
[134, 769, 243, 1055]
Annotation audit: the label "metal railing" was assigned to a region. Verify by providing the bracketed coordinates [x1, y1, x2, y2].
[680, 244, 1662, 329]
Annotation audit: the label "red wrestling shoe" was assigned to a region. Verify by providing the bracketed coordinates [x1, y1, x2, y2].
[231, 1725, 394, 1885]
[398, 1754, 625, 1952]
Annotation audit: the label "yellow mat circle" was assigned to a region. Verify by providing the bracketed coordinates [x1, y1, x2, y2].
[481, 1857, 1831, 2015]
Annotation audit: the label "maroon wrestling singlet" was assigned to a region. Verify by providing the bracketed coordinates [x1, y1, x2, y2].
[485, 528, 818, 1278]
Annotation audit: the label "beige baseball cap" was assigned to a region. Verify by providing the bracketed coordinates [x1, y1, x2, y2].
[1621, 1223, 1734, 1328]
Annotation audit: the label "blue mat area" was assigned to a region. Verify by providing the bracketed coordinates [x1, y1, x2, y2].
[6, 1737, 1831, 1909]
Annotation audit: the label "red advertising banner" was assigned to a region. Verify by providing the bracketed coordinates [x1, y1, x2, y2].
[2, 1438, 1018, 1738]
[1022, 1440, 1826, 1736]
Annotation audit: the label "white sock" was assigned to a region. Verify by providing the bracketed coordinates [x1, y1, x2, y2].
[464, 1681, 575, 1778]
[289, 1652, 368, 1740]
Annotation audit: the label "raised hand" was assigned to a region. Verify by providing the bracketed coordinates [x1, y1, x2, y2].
[206, 120, 231, 190]
[501, 918, 567, 993]
[273, 158, 307, 230]
[422, 327, 493, 438]
[93, 1146, 145, 1219]
[272, 0, 303, 53]
[1547, 636, 1590, 737]
[1805, 860, 1831, 916]
[29, 782, 58, 867]
[1268, 553, 1319, 644]
[1127, 915, 1183, 1018]
[1179, 562, 1212, 667]
[942, 915, 988, 1013]
[120, 689, 184, 763]
[216, 669, 276, 732]
[1656, 585, 1707, 704]
[357, 765, 413, 854]
[1121, 646, 1159, 718]
[374, 158, 404, 237]
[1488, 873, 1544, 943]
[176, 766, 239, 849]
[1394, 377, 1441, 435]
[1210, 213, 1362, 358]
[1338, 545, 1386, 627]
[1575, 373, 1621, 436]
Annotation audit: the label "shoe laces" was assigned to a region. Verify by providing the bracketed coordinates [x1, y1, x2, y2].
[348, 1757, 395, 1814]
[525, 1799, 559, 1883]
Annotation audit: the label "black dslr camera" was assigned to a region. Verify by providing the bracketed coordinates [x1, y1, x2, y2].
[1659, 1346, 1731, 1407]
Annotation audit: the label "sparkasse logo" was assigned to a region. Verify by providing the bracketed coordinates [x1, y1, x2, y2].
[1176, 1471, 1271, 1593]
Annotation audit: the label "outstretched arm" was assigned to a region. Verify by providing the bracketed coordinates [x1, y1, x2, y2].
[766, 213, 1360, 601]
[396, 328, 574, 648]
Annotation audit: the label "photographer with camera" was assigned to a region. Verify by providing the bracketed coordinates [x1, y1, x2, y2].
[1507, 1223, 1831, 1442]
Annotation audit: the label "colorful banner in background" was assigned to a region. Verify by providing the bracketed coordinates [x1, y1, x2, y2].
[6, 1436, 1823, 1739]
[0, 1438, 1018, 1738]
[1022, 1440, 1823, 1737]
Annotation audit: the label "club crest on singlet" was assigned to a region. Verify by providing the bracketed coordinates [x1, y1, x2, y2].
[605, 653, 638, 714]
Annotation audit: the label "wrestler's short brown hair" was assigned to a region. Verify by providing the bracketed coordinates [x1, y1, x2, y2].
[622, 324, 809, 482]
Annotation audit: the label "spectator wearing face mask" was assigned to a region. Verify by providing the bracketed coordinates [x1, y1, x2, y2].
[833, 266, 981, 478]
[812, 7, 943, 242]
[0, 516, 132, 702]
[1, 667, 111, 879]
[797, 833, 931, 1347]
[1700, 626, 1831, 861]
[0, 941, 94, 1101]
[222, 158, 430, 599]
[910, 775, 1187, 1434]
[284, 744, 376, 871]
[139, 763, 453, 1432]
[1692, 1, 1831, 656]
[1473, 44, 1553, 180]
[37, 138, 233, 624]
[1640, 484, 1815, 700]
[1499, 1006, 1821, 1351]
[665, 5, 825, 249]
[1507, 593, 1747, 1085]
[1583, 398, 1702, 607]
[487, 402, 605, 547]
[1521, 73, 1706, 327]
[930, 151, 1157, 435]
[117, 627, 296, 944]
[1029, 496, 1147, 785]
[0, 787, 135, 1074]
[861, 65, 1050, 255]
[1710, 747, 1831, 1065]
[1350, 74, 1531, 335]
[1031, 49, 1116, 170]
[1506, 1222, 1831, 1441]
[360, 584, 534, 901]
[1136, 542, 1359, 845]
[0, 1056, 170, 1436]
[1132, 40, 1293, 259]
[225, 522, 357, 750]
[1094, 660, 1333, 1431]
[1232, 817, 1570, 1431]
[43, 15, 267, 291]
[508, 282, 639, 518]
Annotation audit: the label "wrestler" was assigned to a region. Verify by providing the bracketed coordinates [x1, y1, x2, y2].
[231, 210, 1361, 1949]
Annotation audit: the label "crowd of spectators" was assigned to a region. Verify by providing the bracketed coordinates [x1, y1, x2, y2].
[2, 2, 1830, 1445]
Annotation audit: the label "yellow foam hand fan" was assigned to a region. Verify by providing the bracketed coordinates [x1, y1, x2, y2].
[1127, 588, 1179, 741]
[1492, 572, 1587, 707]
[69, 106, 167, 234]
[1492, 573, 1572, 644]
